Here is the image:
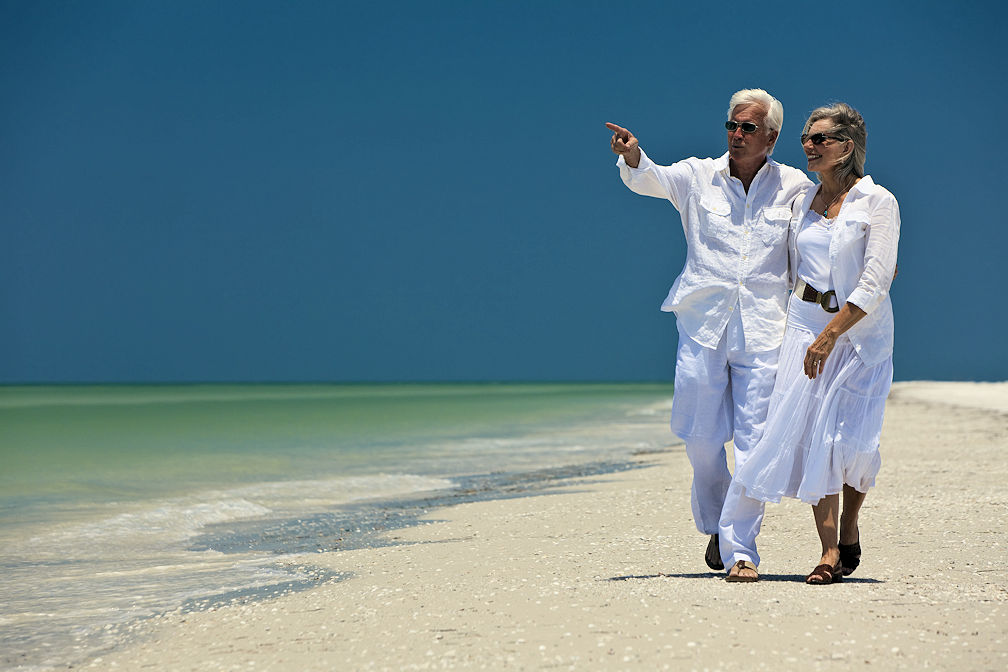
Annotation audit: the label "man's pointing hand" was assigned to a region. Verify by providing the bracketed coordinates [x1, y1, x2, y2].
[605, 122, 641, 168]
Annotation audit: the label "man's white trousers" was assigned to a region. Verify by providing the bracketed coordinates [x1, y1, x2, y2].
[669, 308, 777, 555]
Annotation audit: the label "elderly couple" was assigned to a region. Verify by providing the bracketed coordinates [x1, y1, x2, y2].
[607, 88, 900, 584]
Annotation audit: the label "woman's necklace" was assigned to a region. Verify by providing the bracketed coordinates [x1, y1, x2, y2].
[821, 180, 854, 218]
[823, 195, 837, 217]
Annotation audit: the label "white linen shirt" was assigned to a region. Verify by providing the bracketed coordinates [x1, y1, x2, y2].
[788, 175, 900, 366]
[618, 149, 812, 352]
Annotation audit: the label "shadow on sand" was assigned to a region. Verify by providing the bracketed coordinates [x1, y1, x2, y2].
[607, 572, 883, 584]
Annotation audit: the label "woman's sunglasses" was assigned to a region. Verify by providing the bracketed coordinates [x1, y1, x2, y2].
[725, 121, 759, 134]
[801, 132, 847, 145]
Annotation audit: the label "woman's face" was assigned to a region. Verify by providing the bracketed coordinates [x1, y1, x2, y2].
[802, 119, 851, 174]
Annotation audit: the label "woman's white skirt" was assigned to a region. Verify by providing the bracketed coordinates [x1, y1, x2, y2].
[733, 296, 893, 505]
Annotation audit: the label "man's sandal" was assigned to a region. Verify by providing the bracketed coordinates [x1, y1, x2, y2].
[725, 560, 759, 582]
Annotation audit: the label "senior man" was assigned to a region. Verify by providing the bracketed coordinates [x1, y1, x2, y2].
[607, 89, 811, 580]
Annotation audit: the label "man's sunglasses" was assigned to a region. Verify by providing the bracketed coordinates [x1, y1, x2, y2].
[725, 120, 759, 134]
[801, 132, 847, 145]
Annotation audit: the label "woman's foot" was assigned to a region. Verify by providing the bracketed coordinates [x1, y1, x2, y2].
[705, 534, 724, 571]
[725, 560, 759, 582]
[805, 561, 843, 584]
[806, 549, 842, 585]
[838, 540, 861, 576]
[838, 488, 861, 566]
[838, 519, 860, 576]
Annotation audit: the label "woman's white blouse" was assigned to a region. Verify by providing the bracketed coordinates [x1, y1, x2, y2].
[788, 176, 900, 366]
[795, 212, 834, 292]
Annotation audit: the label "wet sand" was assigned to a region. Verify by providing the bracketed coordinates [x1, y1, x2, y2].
[94, 381, 1008, 671]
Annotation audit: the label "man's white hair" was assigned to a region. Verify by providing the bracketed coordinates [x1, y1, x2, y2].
[727, 88, 784, 154]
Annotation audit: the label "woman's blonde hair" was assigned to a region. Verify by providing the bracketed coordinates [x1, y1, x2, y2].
[803, 102, 867, 181]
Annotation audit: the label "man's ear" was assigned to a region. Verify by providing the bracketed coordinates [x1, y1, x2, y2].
[767, 129, 779, 148]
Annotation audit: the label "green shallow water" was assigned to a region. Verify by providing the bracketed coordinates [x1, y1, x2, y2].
[0, 382, 675, 511]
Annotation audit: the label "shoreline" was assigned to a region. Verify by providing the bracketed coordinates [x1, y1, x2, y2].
[47, 383, 1008, 669]
[189, 458, 658, 557]
[2, 460, 668, 672]
[1, 383, 681, 672]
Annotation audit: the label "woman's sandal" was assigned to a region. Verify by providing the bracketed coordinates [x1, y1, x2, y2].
[838, 541, 861, 576]
[725, 560, 759, 583]
[806, 561, 843, 585]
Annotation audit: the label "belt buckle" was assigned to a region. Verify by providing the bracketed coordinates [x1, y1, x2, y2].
[819, 289, 840, 313]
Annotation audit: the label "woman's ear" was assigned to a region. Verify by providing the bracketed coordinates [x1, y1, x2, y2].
[839, 139, 854, 162]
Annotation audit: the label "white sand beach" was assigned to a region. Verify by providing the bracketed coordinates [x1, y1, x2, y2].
[94, 381, 1008, 671]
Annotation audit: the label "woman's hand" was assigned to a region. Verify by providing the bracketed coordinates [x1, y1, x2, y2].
[804, 330, 838, 379]
[803, 302, 868, 379]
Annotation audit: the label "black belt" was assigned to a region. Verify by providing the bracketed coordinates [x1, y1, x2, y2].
[795, 279, 840, 313]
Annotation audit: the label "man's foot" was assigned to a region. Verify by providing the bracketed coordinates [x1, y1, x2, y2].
[725, 560, 759, 582]
[705, 534, 724, 570]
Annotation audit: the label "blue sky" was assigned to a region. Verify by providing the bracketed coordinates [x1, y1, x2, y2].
[2, 0, 1005, 383]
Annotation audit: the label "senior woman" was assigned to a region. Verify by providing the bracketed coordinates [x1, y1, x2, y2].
[717, 102, 900, 584]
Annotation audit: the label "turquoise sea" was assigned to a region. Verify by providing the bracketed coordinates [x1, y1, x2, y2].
[0, 383, 676, 671]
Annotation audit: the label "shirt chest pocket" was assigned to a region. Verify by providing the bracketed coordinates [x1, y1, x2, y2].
[834, 210, 871, 249]
[698, 195, 732, 238]
[756, 206, 791, 245]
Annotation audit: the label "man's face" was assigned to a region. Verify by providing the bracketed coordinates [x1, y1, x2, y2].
[726, 103, 778, 164]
